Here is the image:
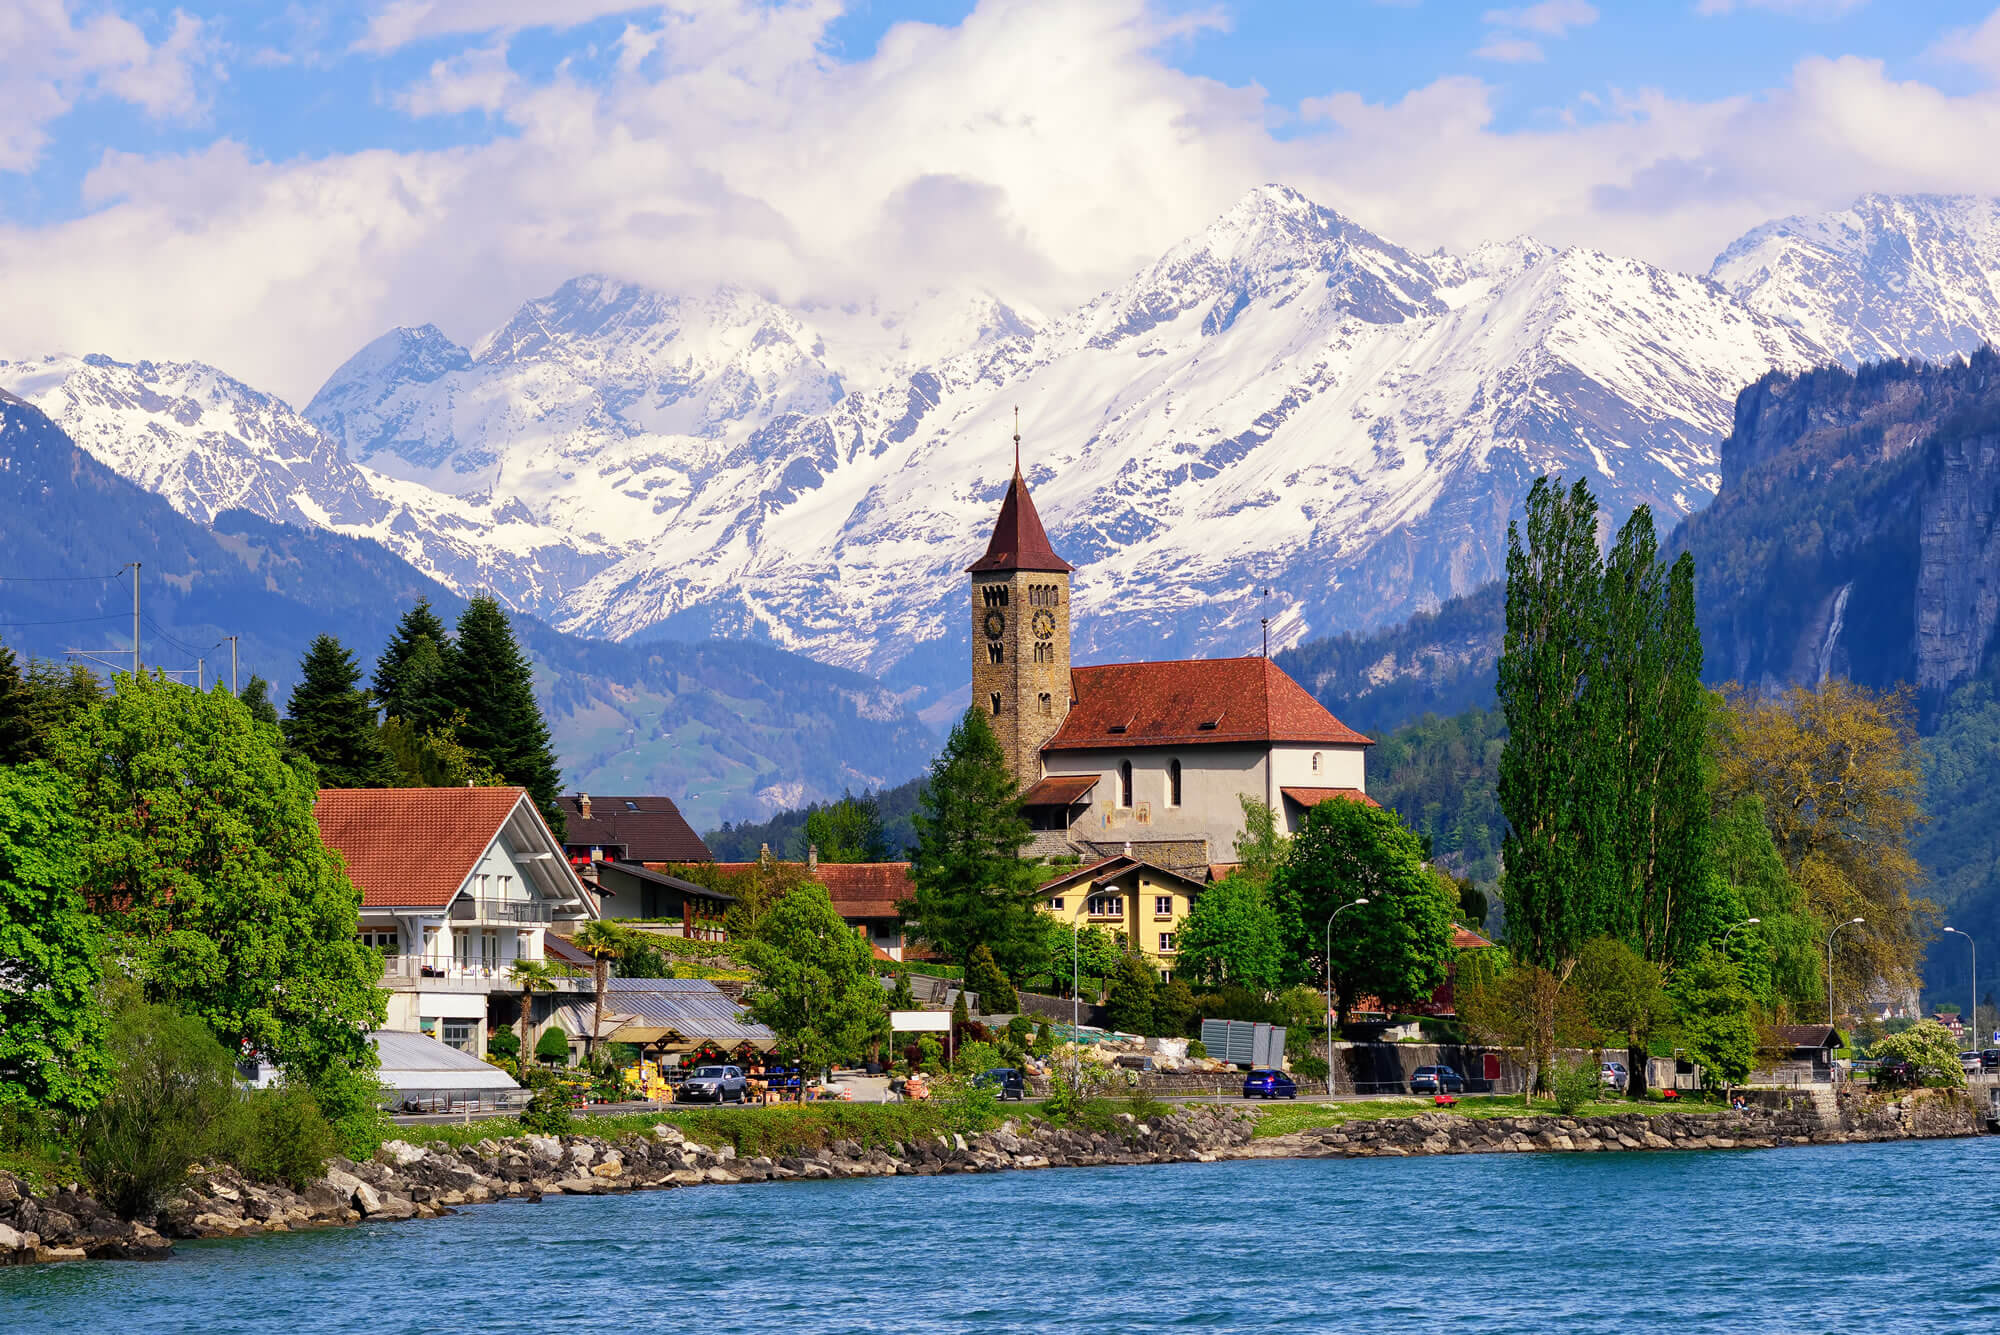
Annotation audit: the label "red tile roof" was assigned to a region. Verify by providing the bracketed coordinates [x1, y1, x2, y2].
[1454, 926, 1496, 950]
[558, 794, 711, 863]
[1044, 657, 1372, 752]
[967, 468, 1072, 573]
[706, 861, 912, 920]
[314, 787, 527, 908]
[1037, 855, 1205, 893]
[1280, 786, 1381, 810]
[1019, 774, 1099, 806]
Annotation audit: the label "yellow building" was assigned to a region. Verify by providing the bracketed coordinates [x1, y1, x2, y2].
[1038, 855, 1207, 979]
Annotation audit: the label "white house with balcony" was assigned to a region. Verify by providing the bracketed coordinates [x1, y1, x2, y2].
[314, 786, 600, 1057]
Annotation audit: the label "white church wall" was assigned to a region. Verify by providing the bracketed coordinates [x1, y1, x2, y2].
[1043, 744, 1269, 853]
[1269, 743, 1367, 790]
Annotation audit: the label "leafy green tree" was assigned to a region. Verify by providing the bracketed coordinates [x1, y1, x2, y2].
[964, 943, 1018, 1013]
[1104, 954, 1159, 1035]
[238, 674, 281, 729]
[887, 968, 916, 1011]
[1232, 796, 1291, 889]
[56, 673, 386, 1096]
[508, 958, 559, 1066]
[1497, 475, 1611, 975]
[1154, 977, 1198, 1036]
[1176, 873, 1283, 990]
[0, 765, 109, 1117]
[571, 920, 625, 1054]
[373, 600, 456, 730]
[1458, 959, 1597, 1102]
[446, 597, 565, 837]
[283, 634, 396, 788]
[742, 881, 889, 1076]
[1572, 936, 1673, 1096]
[0, 639, 34, 765]
[1870, 1017, 1966, 1088]
[1670, 950, 1757, 1093]
[77, 994, 243, 1217]
[1273, 797, 1457, 1024]
[803, 791, 888, 862]
[903, 708, 1044, 979]
[1037, 918, 1122, 995]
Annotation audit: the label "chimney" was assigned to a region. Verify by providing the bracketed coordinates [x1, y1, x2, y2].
[808, 843, 819, 872]
[579, 793, 592, 821]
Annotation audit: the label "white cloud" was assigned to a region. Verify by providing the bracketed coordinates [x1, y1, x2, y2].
[1481, 1, 1598, 37]
[4, 0, 2000, 407]
[357, 0, 674, 52]
[1927, 9, 2000, 81]
[0, 1, 214, 172]
[1475, 37, 1545, 63]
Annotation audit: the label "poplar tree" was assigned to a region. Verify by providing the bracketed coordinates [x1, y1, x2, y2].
[1496, 476, 1610, 975]
[446, 597, 565, 837]
[1601, 510, 1714, 966]
[902, 707, 1045, 981]
[283, 635, 395, 789]
[238, 675, 281, 729]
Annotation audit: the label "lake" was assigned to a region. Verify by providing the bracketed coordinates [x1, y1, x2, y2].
[3, 1138, 1994, 1333]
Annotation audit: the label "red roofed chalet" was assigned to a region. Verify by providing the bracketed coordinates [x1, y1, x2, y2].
[313, 787, 597, 1058]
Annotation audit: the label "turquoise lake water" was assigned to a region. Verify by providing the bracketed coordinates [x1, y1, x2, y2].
[4, 1138, 1996, 1333]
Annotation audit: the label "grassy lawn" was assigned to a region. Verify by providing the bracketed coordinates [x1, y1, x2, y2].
[405, 1100, 1011, 1158]
[1248, 1094, 1698, 1139]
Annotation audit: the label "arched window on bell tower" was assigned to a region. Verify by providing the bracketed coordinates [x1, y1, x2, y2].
[989, 692, 1002, 716]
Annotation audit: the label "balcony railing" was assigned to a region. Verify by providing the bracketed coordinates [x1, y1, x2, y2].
[470, 900, 553, 924]
[379, 956, 587, 992]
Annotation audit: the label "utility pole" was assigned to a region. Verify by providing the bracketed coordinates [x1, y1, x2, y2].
[67, 562, 143, 679]
[225, 635, 239, 694]
[196, 657, 205, 691]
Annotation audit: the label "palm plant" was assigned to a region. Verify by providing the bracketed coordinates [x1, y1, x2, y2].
[571, 921, 627, 1056]
[507, 958, 558, 1071]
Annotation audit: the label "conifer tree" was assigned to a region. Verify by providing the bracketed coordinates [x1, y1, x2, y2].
[238, 674, 281, 729]
[373, 600, 455, 730]
[1496, 476, 1610, 976]
[446, 597, 564, 837]
[0, 640, 35, 766]
[283, 635, 395, 789]
[902, 707, 1044, 981]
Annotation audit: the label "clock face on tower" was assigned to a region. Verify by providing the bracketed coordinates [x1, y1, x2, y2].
[983, 610, 1006, 639]
[1032, 609, 1056, 639]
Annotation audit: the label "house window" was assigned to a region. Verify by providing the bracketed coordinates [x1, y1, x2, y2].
[1167, 759, 1182, 807]
[453, 930, 470, 970]
[1311, 752, 1322, 774]
[1119, 760, 1133, 807]
[359, 929, 400, 955]
[1039, 692, 1053, 715]
[1158, 932, 1176, 953]
[1048, 897, 1065, 911]
[441, 1019, 474, 1053]
[990, 692, 1003, 716]
[988, 642, 1004, 664]
[481, 931, 500, 971]
[1087, 894, 1124, 918]
[1154, 895, 1173, 917]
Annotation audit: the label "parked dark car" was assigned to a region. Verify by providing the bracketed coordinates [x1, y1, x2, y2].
[678, 1065, 747, 1103]
[1410, 1065, 1464, 1095]
[975, 1067, 1026, 1101]
[1875, 1056, 1919, 1089]
[1243, 1068, 1297, 1100]
[1982, 1049, 2000, 1071]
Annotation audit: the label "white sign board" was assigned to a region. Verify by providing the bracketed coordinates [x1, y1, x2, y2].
[891, 1010, 952, 1033]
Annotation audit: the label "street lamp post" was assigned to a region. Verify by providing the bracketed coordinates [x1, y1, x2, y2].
[1826, 917, 1864, 1029]
[1323, 897, 1370, 1097]
[1944, 927, 1977, 1053]
[1720, 918, 1761, 953]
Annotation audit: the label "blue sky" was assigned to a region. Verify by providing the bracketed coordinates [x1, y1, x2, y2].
[6, 0, 2000, 400]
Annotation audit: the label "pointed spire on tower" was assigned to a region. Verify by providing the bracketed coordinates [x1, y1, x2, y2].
[969, 411, 1072, 574]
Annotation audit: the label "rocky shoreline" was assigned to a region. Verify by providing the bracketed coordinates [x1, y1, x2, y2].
[1, 1091, 1983, 1267]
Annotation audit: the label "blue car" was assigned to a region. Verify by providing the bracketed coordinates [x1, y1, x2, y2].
[1242, 1068, 1297, 1100]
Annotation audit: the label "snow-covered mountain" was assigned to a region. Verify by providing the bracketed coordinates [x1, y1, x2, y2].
[3, 352, 613, 610]
[1710, 193, 2000, 367]
[16, 187, 2000, 713]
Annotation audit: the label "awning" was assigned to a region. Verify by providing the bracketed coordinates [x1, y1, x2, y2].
[1280, 786, 1380, 809]
[1020, 774, 1099, 807]
[371, 1030, 520, 1095]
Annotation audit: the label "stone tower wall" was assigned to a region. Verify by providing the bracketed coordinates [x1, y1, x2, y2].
[971, 569, 1071, 787]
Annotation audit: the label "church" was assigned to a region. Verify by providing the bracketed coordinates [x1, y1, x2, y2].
[968, 439, 1377, 977]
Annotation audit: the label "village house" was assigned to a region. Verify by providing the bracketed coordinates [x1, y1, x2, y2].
[707, 850, 912, 960]
[314, 786, 600, 1057]
[556, 792, 712, 866]
[968, 434, 1375, 975]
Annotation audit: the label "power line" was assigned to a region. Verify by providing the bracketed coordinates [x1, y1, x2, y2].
[0, 570, 128, 583]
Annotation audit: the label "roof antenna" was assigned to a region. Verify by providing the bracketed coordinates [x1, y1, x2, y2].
[1261, 586, 1273, 658]
[1013, 406, 1021, 475]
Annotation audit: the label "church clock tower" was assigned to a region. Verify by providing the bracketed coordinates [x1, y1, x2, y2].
[969, 424, 1073, 788]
